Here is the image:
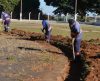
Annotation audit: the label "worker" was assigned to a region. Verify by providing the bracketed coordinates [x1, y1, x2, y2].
[42, 16, 52, 42]
[1, 11, 11, 32]
[68, 19, 82, 61]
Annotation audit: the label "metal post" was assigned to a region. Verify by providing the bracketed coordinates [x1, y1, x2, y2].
[29, 12, 31, 20]
[20, 0, 22, 20]
[95, 14, 97, 22]
[48, 13, 49, 21]
[85, 14, 87, 22]
[75, 0, 77, 21]
[66, 13, 68, 22]
[38, 12, 40, 20]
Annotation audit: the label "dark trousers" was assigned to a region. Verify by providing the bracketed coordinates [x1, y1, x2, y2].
[45, 30, 51, 41]
[74, 38, 81, 53]
[4, 20, 10, 32]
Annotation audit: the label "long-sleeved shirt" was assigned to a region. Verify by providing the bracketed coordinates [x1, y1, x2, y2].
[70, 21, 82, 39]
[42, 20, 51, 32]
[1, 12, 10, 20]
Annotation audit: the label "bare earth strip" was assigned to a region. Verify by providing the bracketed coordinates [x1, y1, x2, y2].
[0, 34, 69, 81]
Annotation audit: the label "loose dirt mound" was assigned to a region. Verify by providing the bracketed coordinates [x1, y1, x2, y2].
[0, 29, 100, 81]
[81, 42, 100, 81]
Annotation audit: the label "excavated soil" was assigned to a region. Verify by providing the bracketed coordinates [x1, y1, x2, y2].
[81, 41, 100, 81]
[0, 29, 100, 81]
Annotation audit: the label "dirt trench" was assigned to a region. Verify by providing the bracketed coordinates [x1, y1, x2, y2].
[10, 29, 87, 81]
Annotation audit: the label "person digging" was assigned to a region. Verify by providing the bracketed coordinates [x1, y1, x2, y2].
[68, 19, 82, 62]
[1, 11, 11, 32]
[41, 16, 52, 43]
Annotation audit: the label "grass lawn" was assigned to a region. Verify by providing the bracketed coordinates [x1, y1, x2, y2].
[1, 20, 100, 40]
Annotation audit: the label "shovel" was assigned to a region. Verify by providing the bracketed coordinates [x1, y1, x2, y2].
[72, 38, 75, 60]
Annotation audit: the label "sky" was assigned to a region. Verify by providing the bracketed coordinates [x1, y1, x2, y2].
[39, 0, 97, 17]
[39, 0, 56, 15]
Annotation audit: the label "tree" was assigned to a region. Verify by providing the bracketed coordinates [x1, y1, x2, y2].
[12, 0, 40, 19]
[44, 0, 100, 17]
[0, 0, 19, 13]
[22, 0, 40, 19]
[0, 0, 40, 19]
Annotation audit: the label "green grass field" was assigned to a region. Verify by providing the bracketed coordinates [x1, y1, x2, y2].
[1, 20, 100, 40]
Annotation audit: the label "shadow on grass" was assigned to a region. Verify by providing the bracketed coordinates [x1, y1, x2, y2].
[18, 47, 42, 51]
[18, 46, 63, 55]
[46, 49, 63, 54]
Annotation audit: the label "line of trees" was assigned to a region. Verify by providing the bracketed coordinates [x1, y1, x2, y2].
[0, 0, 19, 12]
[44, 0, 100, 19]
[0, 0, 100, 20]
[0, 0, 41, 19]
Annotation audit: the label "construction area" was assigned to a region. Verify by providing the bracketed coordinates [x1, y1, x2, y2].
[0, 29, 100, 81]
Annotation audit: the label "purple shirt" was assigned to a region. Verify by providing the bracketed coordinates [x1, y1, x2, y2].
[70, 21, 82, 39]
[42, 20, 49, 28]
[1, 12, 10, 20]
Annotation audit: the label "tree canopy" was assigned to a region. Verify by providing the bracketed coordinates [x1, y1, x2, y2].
[0, 0, 19, 13]
[22, 0, 40, 19]
[44, 0, 100, 16]
[0, 0, 40, 19]
[1, 0, 99, 19]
